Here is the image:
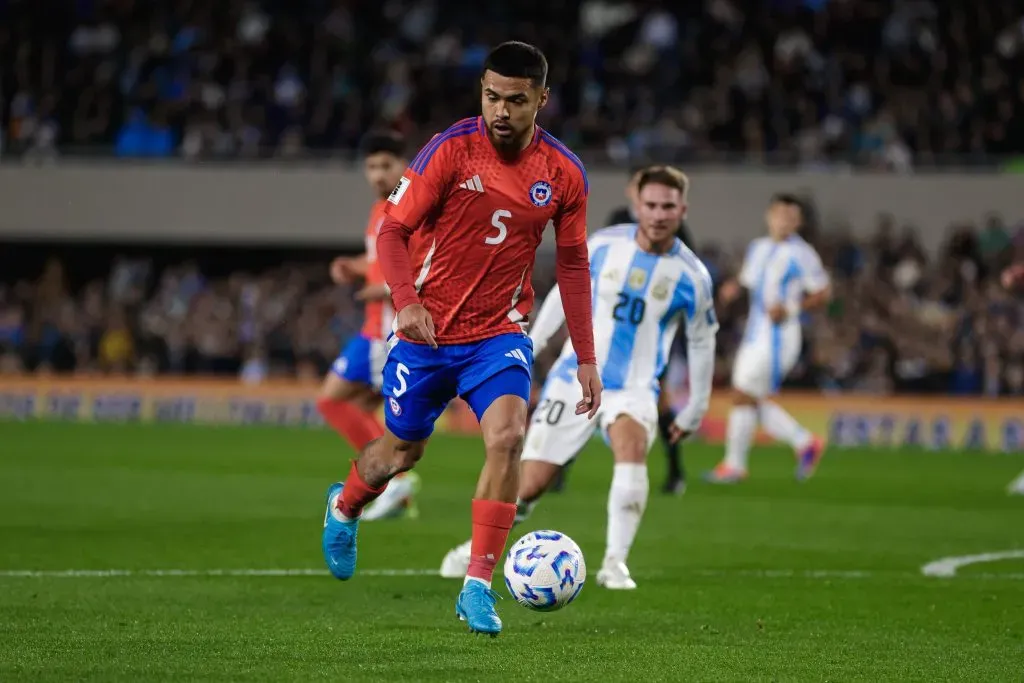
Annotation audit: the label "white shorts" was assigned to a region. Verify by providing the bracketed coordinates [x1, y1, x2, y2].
[731, 329, 802, 399]
[521, 377, 659, 467]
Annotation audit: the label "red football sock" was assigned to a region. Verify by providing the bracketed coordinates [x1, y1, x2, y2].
[466, 499, 517, 585]
[317, 397, 383, 451]
[337, 461, 386, 519]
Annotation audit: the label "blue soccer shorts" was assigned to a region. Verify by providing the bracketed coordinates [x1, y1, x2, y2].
[381, 333, 534, 442]
[331, 333, 388, 390]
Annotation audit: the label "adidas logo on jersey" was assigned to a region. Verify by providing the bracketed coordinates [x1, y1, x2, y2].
[459, 175, 484, 193]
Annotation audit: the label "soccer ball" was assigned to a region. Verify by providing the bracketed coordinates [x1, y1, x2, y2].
[503, 530, 586, 611]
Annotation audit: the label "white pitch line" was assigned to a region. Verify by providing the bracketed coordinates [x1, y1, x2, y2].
[920, 550, 1024, 578]
[691, 569, 876, 579]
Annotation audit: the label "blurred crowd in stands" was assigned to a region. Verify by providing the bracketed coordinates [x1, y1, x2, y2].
[2, 0, 1023, 396]
[3, 0, 1024, 168]
[2, 207, 1022, 397]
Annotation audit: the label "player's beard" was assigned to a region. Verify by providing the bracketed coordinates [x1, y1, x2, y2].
[642, 223, 676, 252]
[488, 121, 529, 152]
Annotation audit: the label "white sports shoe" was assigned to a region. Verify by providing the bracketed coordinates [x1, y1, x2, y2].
[596, 560, 637, 590]
[361, 472, 420, 522]
[1008, 471, 1024, 496]
[439, 540, 472, 579]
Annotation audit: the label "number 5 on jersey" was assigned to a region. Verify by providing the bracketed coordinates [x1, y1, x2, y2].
[486, 210, 511, 245]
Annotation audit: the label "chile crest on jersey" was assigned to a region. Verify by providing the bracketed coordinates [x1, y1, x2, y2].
[529, 180, 553, 207]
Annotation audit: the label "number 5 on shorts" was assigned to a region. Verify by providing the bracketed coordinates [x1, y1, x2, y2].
[393, 362, 410, 397]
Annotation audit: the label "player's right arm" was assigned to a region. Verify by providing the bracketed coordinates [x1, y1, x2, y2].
[376, 133, 455, 348]
[737, 240, 759, 290]
[527, 284, 566, 356]
[716, 240, 757, 305]
[330, 254, 368, 284]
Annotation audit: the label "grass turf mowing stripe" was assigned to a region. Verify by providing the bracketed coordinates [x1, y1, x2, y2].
[3, 567, 1024, 579]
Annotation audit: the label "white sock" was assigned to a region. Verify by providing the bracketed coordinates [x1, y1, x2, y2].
[604, 463, 649, 566]
[724, 405, 758, 472]
[1010, 470, 1024, 493]
[759, 400, 813, 451]
[464, 576, 489, 588]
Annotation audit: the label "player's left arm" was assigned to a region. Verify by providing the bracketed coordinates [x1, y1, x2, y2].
[796, 247, 832, 314]
[553, 169, 601, 418]
[670, 270, 719, 443]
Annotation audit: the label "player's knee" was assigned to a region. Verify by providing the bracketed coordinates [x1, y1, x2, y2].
[351, 391, 380, 413]
[483, 422, 525, 461]
[320, 374, 357, 402]
[613, 442, 647, 464]
[608, 416, 649, 464]
[732, 389, 758, 407]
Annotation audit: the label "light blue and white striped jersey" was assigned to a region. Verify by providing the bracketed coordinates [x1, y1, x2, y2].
[739, 235, 829, 344]
[533, 224, 718, 393]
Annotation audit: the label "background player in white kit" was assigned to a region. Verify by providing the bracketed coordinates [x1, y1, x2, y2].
[707, 194, 831, 484]
[439, 166, 718, 589]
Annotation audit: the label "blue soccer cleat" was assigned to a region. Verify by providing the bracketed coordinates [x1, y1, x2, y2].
[322, 482, 359, 580]
[455, 581, 502, 636]
[796, 437, 825, 482]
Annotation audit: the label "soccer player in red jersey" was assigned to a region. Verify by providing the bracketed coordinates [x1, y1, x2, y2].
[1002, 262, 1024, 495]
[321, 41, 603, 635]
[318, 131, 420, 520]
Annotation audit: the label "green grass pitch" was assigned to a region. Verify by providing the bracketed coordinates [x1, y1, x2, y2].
[1, 421, 1022, 681]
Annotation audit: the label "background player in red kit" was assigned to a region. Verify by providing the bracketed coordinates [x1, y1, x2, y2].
[318, 131, 420, 520]
[1002, 262, 1024, 495]
[321, 41, 603, 635]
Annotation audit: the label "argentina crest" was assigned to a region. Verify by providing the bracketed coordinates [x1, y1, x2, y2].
[628, 267, 648, 289]
[652, 277, 671, 300]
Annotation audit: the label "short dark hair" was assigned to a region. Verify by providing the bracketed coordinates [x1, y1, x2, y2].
[483, 41, 548, 87]
[636, 165, 689, 199]
[361, 130, 406, 159]
[770, 192, 805, 220]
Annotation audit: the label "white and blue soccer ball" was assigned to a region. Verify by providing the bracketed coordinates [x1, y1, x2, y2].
[503, 530, 586, 611]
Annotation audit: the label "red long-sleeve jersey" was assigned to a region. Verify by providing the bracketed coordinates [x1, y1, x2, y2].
[377, 116, 596, 364]
[359, 199, 392, 341]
